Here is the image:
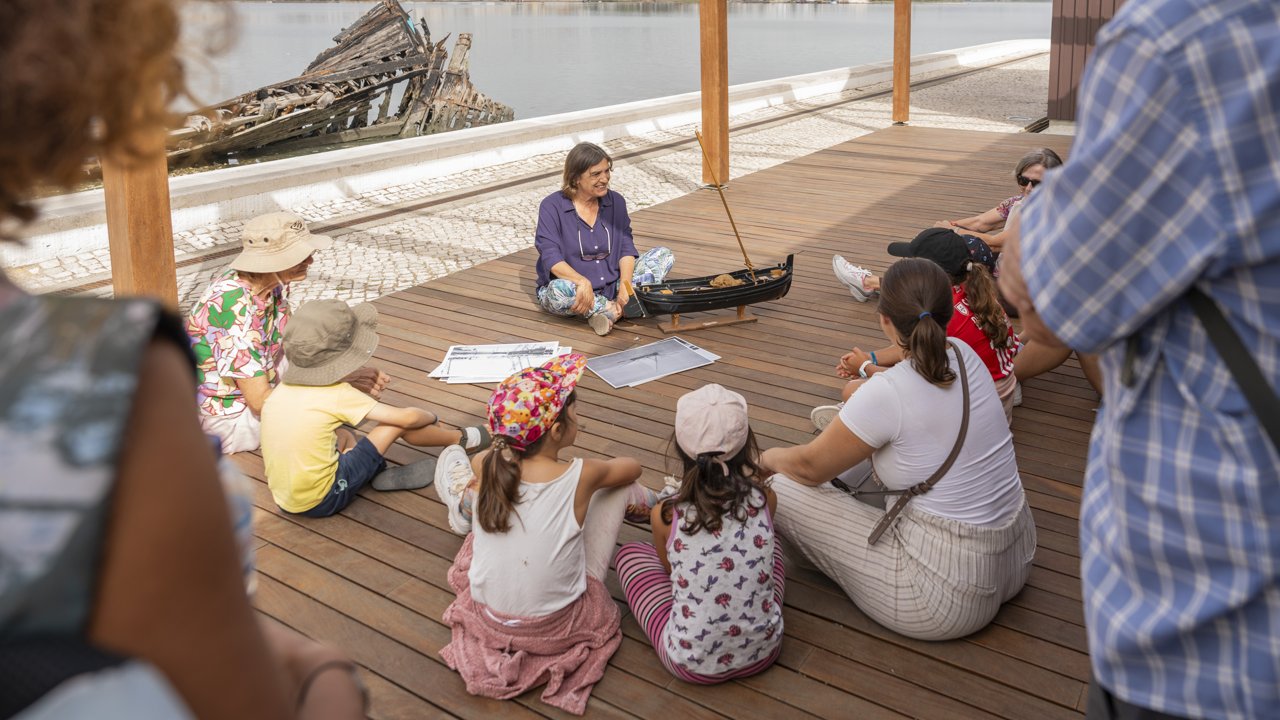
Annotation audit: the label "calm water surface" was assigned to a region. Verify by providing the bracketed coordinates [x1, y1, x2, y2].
[182, 2, 1051, 120]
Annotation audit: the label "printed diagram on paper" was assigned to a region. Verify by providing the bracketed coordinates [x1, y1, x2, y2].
[429, 342, 570, 384]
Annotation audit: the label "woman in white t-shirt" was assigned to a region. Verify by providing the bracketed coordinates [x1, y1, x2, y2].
[761, 258, 1036, 641]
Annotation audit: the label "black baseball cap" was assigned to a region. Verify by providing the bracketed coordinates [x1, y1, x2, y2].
[887, 228, 972, 276]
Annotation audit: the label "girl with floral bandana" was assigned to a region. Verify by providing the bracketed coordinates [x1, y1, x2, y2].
[614, 384, 785, 683]
[439, 354, 640, 714]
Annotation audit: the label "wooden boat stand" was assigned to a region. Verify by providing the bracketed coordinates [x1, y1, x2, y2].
[660, 305, 757, 334]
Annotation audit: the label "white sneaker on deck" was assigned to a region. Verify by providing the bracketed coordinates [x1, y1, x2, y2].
[434, 445, 474, 535]
[810, 403, 844, 432]
[832, 255, 874, 302]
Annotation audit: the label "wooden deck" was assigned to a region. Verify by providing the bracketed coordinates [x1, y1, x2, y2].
[235, 126, 1091, 719]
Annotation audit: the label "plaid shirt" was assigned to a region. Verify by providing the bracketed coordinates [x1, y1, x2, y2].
[1020, 1, 1280, 718]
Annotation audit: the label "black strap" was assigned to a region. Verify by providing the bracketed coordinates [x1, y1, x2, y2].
[1187, 287, 1280, 450]
[860, 341, 972, 545]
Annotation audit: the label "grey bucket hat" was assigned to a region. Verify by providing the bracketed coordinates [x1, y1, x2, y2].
[282, 300, 379, 386]
[230, 211, 333, 273]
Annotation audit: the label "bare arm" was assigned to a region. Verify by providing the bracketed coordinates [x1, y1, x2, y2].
[837, 345, 902, 378]
[235, 374, 272, 416]
[574, 457, 643, 523]
[760, 419, 877, 487]
[942, 205, 1005, 234]
[92, 340, 292, 719]
[651, 501, 673, 574]
[616, 254, 637, 308]
[363, 402, 436, 429]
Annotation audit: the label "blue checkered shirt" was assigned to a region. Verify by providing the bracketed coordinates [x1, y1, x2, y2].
[1019, 1, 1280, 717]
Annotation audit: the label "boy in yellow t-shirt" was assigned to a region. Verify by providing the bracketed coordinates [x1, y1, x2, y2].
[261, 300, 489, 518]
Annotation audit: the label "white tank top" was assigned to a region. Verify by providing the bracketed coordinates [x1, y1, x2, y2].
[469, 458, 587, 618]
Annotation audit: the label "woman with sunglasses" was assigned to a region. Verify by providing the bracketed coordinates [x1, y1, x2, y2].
[534, 142, 674, 335]
[934, 148, 1063, 251]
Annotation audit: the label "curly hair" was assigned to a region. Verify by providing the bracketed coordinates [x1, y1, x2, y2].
[0, 0, 188, 229]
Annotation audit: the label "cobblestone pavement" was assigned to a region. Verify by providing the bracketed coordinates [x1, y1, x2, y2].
[7, 53, 1051, 311]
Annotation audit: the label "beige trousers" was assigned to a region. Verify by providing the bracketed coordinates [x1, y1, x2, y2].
[772, 471, 1036, 640]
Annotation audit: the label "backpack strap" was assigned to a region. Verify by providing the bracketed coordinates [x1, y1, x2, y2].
[1187, 286, 1280, 450]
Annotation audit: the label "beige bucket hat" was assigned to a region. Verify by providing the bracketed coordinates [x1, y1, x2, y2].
[282, 299, 379, 386]
[230, 211, 333, 273]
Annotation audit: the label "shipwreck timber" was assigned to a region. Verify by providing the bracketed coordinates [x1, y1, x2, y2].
[168, 0, 513, 166]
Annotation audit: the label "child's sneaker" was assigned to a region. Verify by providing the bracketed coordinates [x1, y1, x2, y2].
[832, 255, 875, 302]
[810, 403, 844, 432]
[1012, 382, 1023, 407]
[434, 445, 474, 534]
[459, 425, 491, 453]
[372, 457, 435, 491]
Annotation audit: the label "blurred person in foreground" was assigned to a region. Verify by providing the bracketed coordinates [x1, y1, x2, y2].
[1000, 1, 1280, 717]
[0, 1, 363, 717]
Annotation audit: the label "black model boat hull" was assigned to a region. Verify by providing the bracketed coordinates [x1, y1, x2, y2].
[626, 254, 794, 317]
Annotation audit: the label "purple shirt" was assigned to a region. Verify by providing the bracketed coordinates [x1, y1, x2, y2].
[534, 189, 638, 300]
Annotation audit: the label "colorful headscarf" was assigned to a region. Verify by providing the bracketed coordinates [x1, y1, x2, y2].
[486, 353, 588, 451]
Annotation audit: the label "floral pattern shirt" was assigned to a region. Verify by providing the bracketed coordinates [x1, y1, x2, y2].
[663, 488, 783, 676]
[186, 269, 288, 419]
[995, 193, 1025, 220]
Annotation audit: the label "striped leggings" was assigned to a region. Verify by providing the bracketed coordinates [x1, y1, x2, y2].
[614, 541, 786, 684]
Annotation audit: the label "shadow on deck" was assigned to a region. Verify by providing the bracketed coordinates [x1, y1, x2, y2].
[233, 126, 1090, 719]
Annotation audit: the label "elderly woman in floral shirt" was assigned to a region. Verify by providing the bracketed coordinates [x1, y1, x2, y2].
[187, 212, 387, 454]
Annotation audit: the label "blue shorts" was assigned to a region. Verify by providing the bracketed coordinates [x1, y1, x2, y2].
[294, 437, 386, 518]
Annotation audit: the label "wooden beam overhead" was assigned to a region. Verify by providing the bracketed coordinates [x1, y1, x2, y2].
[892, 0, 912, 124]
[102, 128, 179, 310]
[699, 0, 730, 186]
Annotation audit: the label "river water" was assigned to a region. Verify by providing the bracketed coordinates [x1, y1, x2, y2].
[181, 1, 1051, 121]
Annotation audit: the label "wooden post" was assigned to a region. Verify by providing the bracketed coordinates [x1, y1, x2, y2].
[699, 0, 729, 186]
[892, 0, 912, 124]
[101, 127, 178, 309]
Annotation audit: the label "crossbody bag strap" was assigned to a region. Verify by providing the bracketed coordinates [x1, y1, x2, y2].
[1187, 286, 1280, 450]
[867, 341, 972, 545]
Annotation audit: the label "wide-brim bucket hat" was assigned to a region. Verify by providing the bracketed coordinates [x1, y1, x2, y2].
[230, 211, 333, 273]
[282, 300, 379, 386]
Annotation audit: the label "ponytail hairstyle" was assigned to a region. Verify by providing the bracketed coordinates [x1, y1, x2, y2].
[662, 428, 767, 536]
[878, 258, 955, 387]
[476, 392, 578, 533]
[953, 263, 1014, 349]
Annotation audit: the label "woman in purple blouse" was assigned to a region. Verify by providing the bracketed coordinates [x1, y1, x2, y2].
[534, 143, 674, 335]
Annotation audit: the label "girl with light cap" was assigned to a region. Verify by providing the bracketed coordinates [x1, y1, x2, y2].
[614, 384, 785, 683]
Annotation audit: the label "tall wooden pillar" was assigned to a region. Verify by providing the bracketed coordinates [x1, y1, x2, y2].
[699, 0, 729, 186]
[892, 0, 912, 124]
[101, 128, 178, 309]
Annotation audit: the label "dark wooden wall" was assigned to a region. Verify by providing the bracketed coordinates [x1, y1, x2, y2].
[1048, 0, 1125, 122]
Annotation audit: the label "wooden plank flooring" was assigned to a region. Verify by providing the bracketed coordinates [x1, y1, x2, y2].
[234, 126, 1089, 719]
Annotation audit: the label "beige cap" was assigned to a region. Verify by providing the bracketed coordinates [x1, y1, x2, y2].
[230, 211, 333, 273]
[675, 384, 750, 470]
[282, 299, 379, 386]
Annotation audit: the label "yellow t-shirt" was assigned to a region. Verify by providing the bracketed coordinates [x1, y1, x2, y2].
[260, 382, 379, 513]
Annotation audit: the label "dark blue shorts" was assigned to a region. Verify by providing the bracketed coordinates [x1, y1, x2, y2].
[293, 437, 386, 518]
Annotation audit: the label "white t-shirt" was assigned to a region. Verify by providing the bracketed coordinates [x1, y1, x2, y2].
[469, 458, 587, 618]
[839, 341, 1024, 526]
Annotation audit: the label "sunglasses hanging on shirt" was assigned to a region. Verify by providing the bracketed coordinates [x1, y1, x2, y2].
[578, 225, 611, 262]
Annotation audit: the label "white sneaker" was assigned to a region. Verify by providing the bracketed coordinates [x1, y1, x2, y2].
[434, 445, 474, 535]
[811, 403, 843, 432]
[1012, 382, 1023, 407]
[832, 255, 874, 302]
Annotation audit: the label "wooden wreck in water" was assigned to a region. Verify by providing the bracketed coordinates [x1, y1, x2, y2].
[169, 0, 513, 166]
